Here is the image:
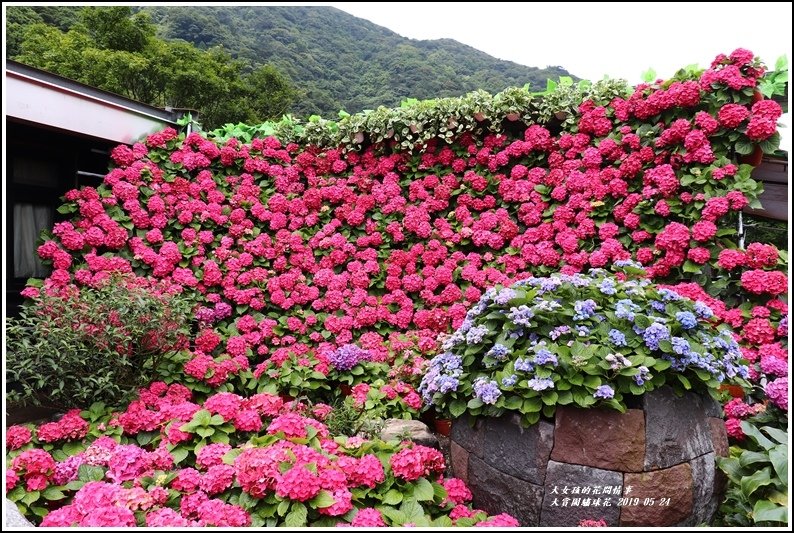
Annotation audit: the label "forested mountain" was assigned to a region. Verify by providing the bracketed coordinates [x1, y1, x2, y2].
[7, 5, 576, 119]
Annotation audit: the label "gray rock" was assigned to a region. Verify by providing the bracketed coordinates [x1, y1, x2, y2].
[450, 414, 484, 456]
[4, 499, 34, 528]
[378, 419, 438, 448]
[698, 395, 723, 418]
[643, 387, 713, 469]
[468, 455, 544, 526]
[483, 413, 554, 484]
[540, 461, 623, 527]
[687, 452, 719, 526]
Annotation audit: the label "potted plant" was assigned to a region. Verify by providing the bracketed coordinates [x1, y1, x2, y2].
[420, 264, 747, 526]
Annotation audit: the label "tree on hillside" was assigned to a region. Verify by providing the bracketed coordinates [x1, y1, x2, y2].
[13, 7, 295, 128]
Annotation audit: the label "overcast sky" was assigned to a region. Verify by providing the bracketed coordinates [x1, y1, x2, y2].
[329, 1, 792, 150]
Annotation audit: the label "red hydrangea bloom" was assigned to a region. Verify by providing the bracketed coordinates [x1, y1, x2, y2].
[351, 508, 387, 527]
[389, 445, 445, 482]
[275, 465, 322, 501]
[717, 104, 750, 128]
[6, 425, 32, 450]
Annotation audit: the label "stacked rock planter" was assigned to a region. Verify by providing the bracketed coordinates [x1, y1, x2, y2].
[450, 386, 729, 527]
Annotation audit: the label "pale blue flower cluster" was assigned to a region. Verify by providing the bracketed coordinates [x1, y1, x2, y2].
[598, 278, 617, 295]
[514, 357, 534, 372]
[533, 349, 558, 367]
[419, 351, 463, 403]
[634, 366, 651, 386]
[501, 374, 518, 388]
[486, 343, 510, 361]
[494, 288, 518, 306]
[593, 385, 615, 399]
[549, 325, 571, 340]
[608, 329, 627, 346]
[507, 305, 534, 327]
[527, 377, 555, 391]
[573, 299, 597, 320]
[615, 299, 640, 321]
[473, 377, 502, 404]
[465, 325, 490, 345]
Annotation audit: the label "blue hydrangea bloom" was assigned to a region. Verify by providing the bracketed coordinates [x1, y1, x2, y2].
[598, 278, 617, 295]
[473, 378, 502, 405]
[533, 349, 558, 366]
[593, 385, 615, 399]
[466, 325, 490, 345]
[609, 329, 627, 346]
[486, 343, 510, 361]
[501, 374, 518, 388]
[514, 357, 534, 372]
[694, 301, 714, 319]
[527, 377, 555, 391]
[643, 322, 671, 350]
[676, 311, 698, 330]
[573, 299, 597, 320]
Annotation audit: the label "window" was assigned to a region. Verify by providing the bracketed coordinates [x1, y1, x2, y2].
[13, 204, 52, 278]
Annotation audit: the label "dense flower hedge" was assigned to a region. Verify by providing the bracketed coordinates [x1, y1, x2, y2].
[7, 49, 788, 526]
[6, 387, 517, 527]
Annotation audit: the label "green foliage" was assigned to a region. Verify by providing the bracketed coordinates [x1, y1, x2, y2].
[716, 420, 788, 526]
[758, 55, 788, 103]
[210, 78, 630, 150]
[6, 276, 195, 410]
[8, 5, 576, 119]
[323, 400, 384, 438]
[8, 6, 294, 129]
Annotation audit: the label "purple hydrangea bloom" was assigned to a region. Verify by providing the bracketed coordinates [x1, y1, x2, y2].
[593, 385, 615, 399]
[527, 377, 555, 391]
[195, 306, 216, 323]
[514, 357, 534, 373]
[549, 325, 571, 340]
[214, 302, 232, 320]
[650, 300, 667, 312]
[329, 344, 371, 371]
[473, 378, 502, 405]
[633, 366, 651, 386]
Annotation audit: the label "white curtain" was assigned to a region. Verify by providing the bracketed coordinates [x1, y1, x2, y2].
[14, 204, 52, 279]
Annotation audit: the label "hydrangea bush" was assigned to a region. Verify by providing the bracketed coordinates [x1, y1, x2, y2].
[420, 266, 748, 424]
[5, 384, 517, 527]
[5, 49, 788, 526]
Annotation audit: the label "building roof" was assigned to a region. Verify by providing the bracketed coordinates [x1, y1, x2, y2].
[5, 60, 184, 145]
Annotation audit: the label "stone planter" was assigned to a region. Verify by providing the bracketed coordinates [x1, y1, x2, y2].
[450, 386, 728, 527]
